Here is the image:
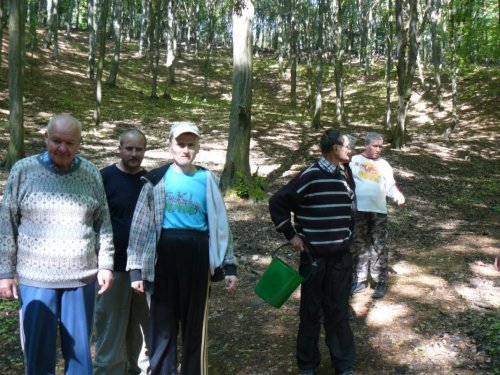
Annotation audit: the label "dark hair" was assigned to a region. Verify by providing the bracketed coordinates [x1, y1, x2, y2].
[320, 128, 346, 155]
[119, 128, 147, 147]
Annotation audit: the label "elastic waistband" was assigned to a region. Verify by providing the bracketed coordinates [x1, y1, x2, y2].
[161, 228, 208, 236]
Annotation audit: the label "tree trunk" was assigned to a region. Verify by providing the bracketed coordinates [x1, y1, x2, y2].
[290, 0, 298, 110]
[385, 0, 394, 131]
[0, 0, 3, 69]
[442, 0, 458, 139]
[220, 0, 254, 193]
[66, 0, 74, 38]
[431, 0, 443, 110]
[107, 0, 123, 87]
[2, 0, 25, 170]
[76, 0, 80, 30]
[51, 0, 59, 60]
[149, 0, 160, 98]
[94, 0, 111, 126]
[305, 16, 313, 111]
[139, 0, 149, 57]
[311, 0, 324, 129]
[163, 0, 175, 99]
[203, 0, 215, 99]
[393, 0, 408, 149]
[332, 0, 345, 126]
[87, 0, 96, 79]
[45, 0, 53, 48]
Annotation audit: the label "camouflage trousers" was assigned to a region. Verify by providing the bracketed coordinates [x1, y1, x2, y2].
[351, 211, 389, 284]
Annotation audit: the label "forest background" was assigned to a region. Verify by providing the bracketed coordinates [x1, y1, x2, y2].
[0, 0, 499, 374]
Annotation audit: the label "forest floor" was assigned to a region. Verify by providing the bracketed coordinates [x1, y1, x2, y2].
[0, 32, 499, 374]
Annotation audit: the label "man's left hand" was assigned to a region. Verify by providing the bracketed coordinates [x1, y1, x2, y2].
[224, 275, 238, 293]
[97, 269, 114, 295]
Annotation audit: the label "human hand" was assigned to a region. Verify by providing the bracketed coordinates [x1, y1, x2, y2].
[396, 195, 406, 206]
[289, 235, 306, 252]
[0, 278, 18, 300]
[225, 275, 238, 293]
[131, 280, 145, 293]
[97, 270, 114, 295]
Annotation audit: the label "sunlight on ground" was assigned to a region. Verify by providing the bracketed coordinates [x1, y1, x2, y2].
[365, 301, 410, 328]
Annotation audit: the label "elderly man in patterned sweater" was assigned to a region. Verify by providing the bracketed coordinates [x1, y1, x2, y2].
[0, 114, 114, 375]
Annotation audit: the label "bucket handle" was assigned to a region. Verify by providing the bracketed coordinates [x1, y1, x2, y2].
[272, 242, 316, 280]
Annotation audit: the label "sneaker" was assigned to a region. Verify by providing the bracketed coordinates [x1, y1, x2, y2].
[337, 367, 354, 375]
[372, 282, 387, 299]
[351, 281, 367, 295]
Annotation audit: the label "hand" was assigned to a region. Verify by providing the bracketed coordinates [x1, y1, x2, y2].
[289, 235, 306, 252]
[396, 195, 406, 206]
[97, 269, 113, 295]
[224, 275, 238, 293]
[0, 278, 18, 300]
[131, 280, 145, 293]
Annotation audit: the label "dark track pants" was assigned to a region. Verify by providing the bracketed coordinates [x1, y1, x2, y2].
[296, 251, 355, 373]
[150, 229, 210, 375]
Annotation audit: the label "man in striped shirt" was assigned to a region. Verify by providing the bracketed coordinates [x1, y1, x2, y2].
[269, 128, 356, 375]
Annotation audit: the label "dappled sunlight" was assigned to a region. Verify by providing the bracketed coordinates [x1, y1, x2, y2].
[365, 301, 411, 328]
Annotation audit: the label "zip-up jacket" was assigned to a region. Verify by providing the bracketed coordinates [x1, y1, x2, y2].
[127, 164, 237, 283]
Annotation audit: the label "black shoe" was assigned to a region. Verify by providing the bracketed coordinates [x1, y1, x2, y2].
[350, 281, 367, 295]
[337, 367, 354, 375]
[372, 282, 387, 299]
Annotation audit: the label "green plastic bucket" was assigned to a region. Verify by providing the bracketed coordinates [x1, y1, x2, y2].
[254, 244, 304, 308]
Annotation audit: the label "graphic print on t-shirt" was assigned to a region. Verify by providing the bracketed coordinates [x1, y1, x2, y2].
[165, 192, 202, 214]
[357, 161, 382, 183]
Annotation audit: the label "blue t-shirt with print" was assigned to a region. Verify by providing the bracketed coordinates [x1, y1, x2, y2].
[163, 167, 208, 231]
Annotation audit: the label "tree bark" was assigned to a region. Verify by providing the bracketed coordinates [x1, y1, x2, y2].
[139, 0, 149, 57]
[51, 0, 59, 60]
[149, 0, 160, 98]
[311, 0, 324, 129]
[332, 0, 345, 126]
[87, 0, 96, 79]
[290, 0, 298, 110]
[107, 0, 123, 87]
[203, 0, 215, 99]
[66, 0, 74, 38]
[431, 0, 443, 110]
[385, 0, 394, 131]
[2, 0, 25, 170]
[442, 0, 458, 139]
[163, 0, 175, 99]
[220, 0, 254, 192]
[94, 0, 111, 126]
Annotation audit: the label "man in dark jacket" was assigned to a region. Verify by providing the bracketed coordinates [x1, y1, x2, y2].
[269, 128, 356, 375]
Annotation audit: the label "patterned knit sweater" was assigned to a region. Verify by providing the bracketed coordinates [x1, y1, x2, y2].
[0, 154, 115, 288]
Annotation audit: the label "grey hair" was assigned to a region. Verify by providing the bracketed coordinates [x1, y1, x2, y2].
[47, 114, 82, 137]
[119, 128, 147, 147]
[365, 132, 383, 145]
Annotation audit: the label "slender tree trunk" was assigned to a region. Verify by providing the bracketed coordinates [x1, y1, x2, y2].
[220, 0, 254, 192]
[431, 0, 443, 109]
[94, 0, 111, 126]
[107, 0, 123, 87]
[385, 0, 394, 130]
[66, 0, 74, 37]
[76, 0, 81, 30]
[290, 0, 298, 110]
[0, 0, 4, 69]
[332, 0, 345, 126]
[51, 0, 59, 60]
[139, 0, 148, 56]
[45, 0, 53, 48]
[163, 0, 175, 99]
[311, 0, 324, 129]
[203, 0, 215, 98]
[393, 0, 407, 148]
[88, 0, 96, 79]
[442, 0, 458, 139]
[305, 17, 313, 111]
[2, 0, 25, 170]
[149, 0, 160, 98]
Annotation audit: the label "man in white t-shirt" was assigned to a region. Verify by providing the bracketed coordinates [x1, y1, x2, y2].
[349, 132, 405, 299]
